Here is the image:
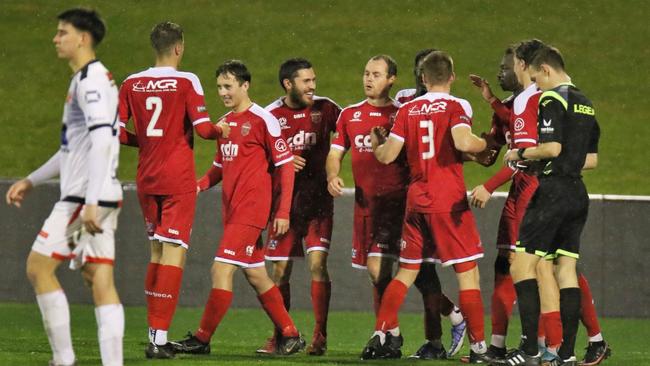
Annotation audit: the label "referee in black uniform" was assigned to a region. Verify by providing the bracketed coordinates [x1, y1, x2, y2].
[502, 45, 600, 366]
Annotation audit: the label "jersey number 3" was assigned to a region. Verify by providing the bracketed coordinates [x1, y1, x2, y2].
[420, 120, 435, 160]
[146, 96, 163, 137]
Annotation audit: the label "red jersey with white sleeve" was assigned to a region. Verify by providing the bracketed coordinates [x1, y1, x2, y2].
[213, 104, 294, 229]
[118, 66, 213, 195]
[389, 92, 473, 213]
[331, 99, 409, 216]
[266, 96, 340, 217]
[394, 88, 417, 105]
[510, 83, 540, 149]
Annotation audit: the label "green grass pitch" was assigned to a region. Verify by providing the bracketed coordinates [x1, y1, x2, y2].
[1, 303, 647, 365]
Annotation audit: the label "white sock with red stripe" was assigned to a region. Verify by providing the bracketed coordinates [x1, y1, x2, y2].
[95, 304, 124, 366]
[36, 290, 75, 365]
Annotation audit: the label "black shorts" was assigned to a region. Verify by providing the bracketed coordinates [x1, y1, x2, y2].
[516, 176, 589, 259]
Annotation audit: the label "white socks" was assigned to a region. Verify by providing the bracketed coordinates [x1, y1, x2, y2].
[95, 304, 124, 366]
[36, 290, 75, 365]
[449, 306, 464, 326]
[589, 333, 604, 342]
[491, 334, 506, 348]
[470, 340, 487, 354]
[149, 328, 168, 345]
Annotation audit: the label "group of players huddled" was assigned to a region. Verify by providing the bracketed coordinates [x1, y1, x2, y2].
[5, 8, 611, 366]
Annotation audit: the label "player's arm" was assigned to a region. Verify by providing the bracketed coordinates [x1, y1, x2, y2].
[187, 76, 230, 139]
[326, 148, 345, 197]
[583, 120, 600, 170]
[118, 121, 139, 147]
[6, 151, 61, 207]
[452, 125, 487, 153]
[117, 84, 139, 147]
[197, 150, 223, 192]
[469, 165, 516, 208]
[371, 126, 404, 164]
[272, 159, 295, 236]
[194, 119, 230, 139]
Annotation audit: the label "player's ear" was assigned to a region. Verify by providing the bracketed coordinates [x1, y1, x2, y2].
[242, 81, 250, 91]
[387, 74, 397, 84]
[282, 78, 292, 91]
[449, 72, 456, 83]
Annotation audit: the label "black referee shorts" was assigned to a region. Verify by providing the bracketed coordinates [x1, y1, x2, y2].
[516, 176, 589, 259]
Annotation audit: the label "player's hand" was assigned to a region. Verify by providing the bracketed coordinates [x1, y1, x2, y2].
[273, 217, 290, 236]
[327, 176, 344, 197]
[81, 204, 103, 235]
[469, 74, 496, 103]
[293, 155, 307, 172]
[473, 146, 500, 167]
[370, 126, 388, 149]
[216, 119, 230, 138]
[5, 178, 33, 208]
[469, 185, 491, 208]
[503, 148, 520, 162]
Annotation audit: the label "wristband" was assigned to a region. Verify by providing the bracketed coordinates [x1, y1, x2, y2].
[517, 148, 527, 160]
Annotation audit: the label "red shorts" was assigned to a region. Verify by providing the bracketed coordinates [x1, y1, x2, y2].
[265, 215, 333, 261]
[399, 209, 483, 268]
[351, 211, 402, 269]
[137, 190, 196, 249]
[496, 173, 538, 250]
[215, 223, 265, 268]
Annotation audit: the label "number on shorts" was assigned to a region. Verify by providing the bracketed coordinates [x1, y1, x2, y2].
[420, 119, 434, 159]
[146, 96, 163, 137]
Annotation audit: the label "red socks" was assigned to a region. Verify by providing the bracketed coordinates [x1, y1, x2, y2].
[459, 289, 485, 343]
[147, 264, 183, 330]
[541, 311, 563, 348]
[375, 280, 408, 332]
[491, 273, 517, 336]
[421, 292, 442, 341]
[578, 274, 601, 337]
[259, 286, 298, 337]
[311, 280, 331, 337]
[372, 279, 390, 316]
[195, 288, 233, 343]
[145, 263, 160, 327]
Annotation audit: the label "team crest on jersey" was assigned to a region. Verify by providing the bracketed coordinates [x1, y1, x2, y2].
[351, 111, 362, 122]
[278, 117, 289, 129]
[268, 240, 278, 250]
[241, 122, 252, 136]
[132, 79, 178, 92]
[514, 118, 525, 131]
[245, 245, 254, 257]
[310, 111, 322, 124]
[275, 139, 289, 152]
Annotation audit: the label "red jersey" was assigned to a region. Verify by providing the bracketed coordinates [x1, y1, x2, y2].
[488, 95, 514, 148]
[395, 88, 417, 105]
[510, 83, 540, 149]
[213, 103, 293, 229]
[331, 99, 409, 215]
[119, 67, 211, 194]
[390, 92, 473, 213]
[265, 96, 340, 216]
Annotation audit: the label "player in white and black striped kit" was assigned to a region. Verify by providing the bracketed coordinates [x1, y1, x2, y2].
[5, 8, 123, 366]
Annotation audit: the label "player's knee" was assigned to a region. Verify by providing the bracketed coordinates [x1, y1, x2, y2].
[272, 261, 292, 284]
[414, 263, 442, 294]
[454, 261, 480, 289]
[308, 257, 328, 278]
[25, 255, 52, 285]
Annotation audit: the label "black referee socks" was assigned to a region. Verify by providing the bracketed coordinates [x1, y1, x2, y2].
[559, 287, 581, 360]
[514, 279, 540, 356]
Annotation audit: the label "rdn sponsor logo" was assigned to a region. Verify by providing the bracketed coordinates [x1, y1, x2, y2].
[220, 142, 239, 161]
[354, 134, 373, 152]
[288, 130, 317, 149]
[133, 79, 178, 92]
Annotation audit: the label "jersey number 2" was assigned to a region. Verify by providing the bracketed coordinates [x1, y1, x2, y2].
[420, 120, 434, 159]
[146, 96, 163, 137]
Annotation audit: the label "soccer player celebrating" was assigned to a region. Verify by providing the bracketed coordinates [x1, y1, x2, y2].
[503, 45, 601, 366]
[6, 8, 124, 366]
[361, 51, 490, 363]
[259, 58, 340, 355]
[393, 49, 467, 359]
[327, 54, 411, 353]
[118, 22, 228, 358]
[173, 60, 305, 356]
[466, 44, 538, 362]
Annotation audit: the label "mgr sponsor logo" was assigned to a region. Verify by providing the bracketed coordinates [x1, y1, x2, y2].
[133, 79, 178, 92]
[288, 130, 317, 150]
[408, 101, 447, 116]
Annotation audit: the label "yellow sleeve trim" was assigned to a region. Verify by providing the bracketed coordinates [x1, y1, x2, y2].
[539, 91, 568, 110]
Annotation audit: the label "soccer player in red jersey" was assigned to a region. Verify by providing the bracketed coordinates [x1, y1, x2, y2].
[361, 51, 491, 363]
[118, 22, 228, 359]
[257, 58, 340, 355]
[327, 54, 409, 350]
[172, 60, 305, 356]
[393, 49, 467, 359]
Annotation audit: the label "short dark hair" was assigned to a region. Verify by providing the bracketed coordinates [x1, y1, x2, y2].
[530, 45, 565, 71]
[515, 39, 546, 65]
[278, 58, 312, 90]
[370, 54, 397, 77]
[414, 48, 437, 69]
[216, 60, 251, 85]
[57, 8, 105, 47]
[150, 22, 183, 55]
[419, 51, 454, 86]
[504, 45, 515, 56]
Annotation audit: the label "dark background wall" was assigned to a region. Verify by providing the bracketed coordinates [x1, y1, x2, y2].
[1, 181, 648, 317]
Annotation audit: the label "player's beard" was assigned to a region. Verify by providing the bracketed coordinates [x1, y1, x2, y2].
[288, 87, 312, 109]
